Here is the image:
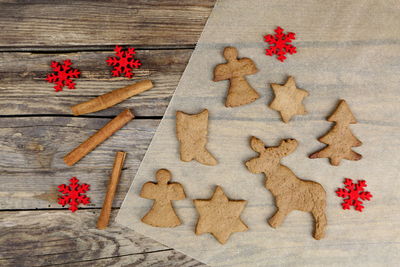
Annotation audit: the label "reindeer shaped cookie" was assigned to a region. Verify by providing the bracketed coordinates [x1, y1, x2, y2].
[245, 137, 327, 240]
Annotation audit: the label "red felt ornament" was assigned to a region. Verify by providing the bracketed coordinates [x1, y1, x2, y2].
[58, 177, 91, 212]
[336, 178, 373, 212]
[106, 45, 141, 78]
[45, 60, 80, 92]
[264, 26, 297, 62]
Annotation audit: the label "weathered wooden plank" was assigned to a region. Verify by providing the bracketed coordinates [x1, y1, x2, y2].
[0, 117, 160, 209]
[0, 210, 204, 267]
[61, 251, 204, 267]
[0, 49, 192, 116]
[0, 0, 214, 49]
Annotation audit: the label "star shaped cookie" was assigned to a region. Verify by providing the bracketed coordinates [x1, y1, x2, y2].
[269, 76, 309, 123]
[193, 186, 248, 244]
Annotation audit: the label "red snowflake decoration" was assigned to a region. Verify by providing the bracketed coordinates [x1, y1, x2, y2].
[264, 26, 297, 62]
[336, 178, 373, 212]
[58, 177, 91, 212]
[106, 45, 141, 78]
[45, 60, 80, 92]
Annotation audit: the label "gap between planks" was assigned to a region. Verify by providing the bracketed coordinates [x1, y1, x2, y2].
[0, 44, 196, 53]
[0, 114, 164, 120]
[36, 249, 174, 267]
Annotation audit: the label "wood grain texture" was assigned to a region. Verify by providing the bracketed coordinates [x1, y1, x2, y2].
[0, 0, 214, 49]
[0, 117, 159, 209]
[0, 49, 192, 116]
[0, 210, 204, 267]
[0, 1, 217, 265]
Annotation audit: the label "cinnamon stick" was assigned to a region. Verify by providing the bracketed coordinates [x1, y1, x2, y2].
[71, 80, 153, 116]
[64, 109, 134, 166]
[97, 151, 126, 230]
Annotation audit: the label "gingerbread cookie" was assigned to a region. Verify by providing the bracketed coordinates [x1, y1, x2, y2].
[245, 137, 327, 240]
[213, 47, 260, 107]
[140, 169, 185, 227]
[309, 99, 362, 166]
[176, 109, 218, 166]
[269, 76, 309, 123]
[193, 186, 248, 244]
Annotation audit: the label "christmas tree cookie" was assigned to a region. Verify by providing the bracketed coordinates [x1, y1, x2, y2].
[310, 99, 362, 166]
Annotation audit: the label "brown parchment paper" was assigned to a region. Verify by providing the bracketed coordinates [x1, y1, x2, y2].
[116, 0, 400, 266]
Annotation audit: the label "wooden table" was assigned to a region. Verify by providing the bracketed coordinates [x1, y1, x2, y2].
[0, 1, 215, 265]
